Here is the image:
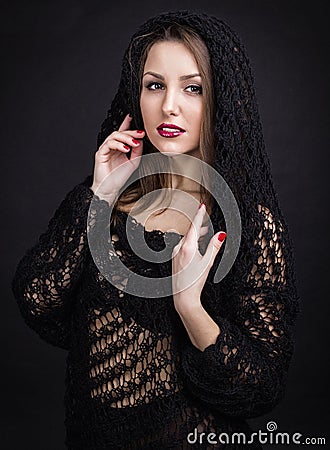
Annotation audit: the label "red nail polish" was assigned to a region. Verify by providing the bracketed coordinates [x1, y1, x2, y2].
[124, 145, 130, 150]
[132, 139, 139, 145]
[218, 232, 227, 242]
[137, 130, 144, 133]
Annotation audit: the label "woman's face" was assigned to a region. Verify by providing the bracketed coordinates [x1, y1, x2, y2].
[140, 41, 203, 157]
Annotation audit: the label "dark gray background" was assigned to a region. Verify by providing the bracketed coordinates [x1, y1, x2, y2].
[2, 0, 329, 448]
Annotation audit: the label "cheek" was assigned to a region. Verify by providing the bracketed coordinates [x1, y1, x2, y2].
[185, 99, 202, 120]
[195, 106, 203, 131]
[189, 107, 203, 135]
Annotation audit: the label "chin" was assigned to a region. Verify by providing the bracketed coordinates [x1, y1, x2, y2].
[158, 147, 200, 158]
[147, 134, 199, 156]
[157, 147, 184, 155]
[151, 140, 188, 154]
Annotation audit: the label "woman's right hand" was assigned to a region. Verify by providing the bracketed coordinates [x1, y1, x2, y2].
[90, 114, 145, 201]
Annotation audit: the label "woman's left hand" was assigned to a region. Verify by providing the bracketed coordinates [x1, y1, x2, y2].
[172, 204, 226, 312]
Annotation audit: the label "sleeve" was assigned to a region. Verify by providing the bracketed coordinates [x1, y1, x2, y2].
[11, 175, 98, 349]
[180, 203, 301, 418]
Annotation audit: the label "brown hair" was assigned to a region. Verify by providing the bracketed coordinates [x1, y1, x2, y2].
[112, 23, 216, 225]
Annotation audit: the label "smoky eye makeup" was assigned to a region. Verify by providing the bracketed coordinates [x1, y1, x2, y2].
[185, 84, 203, 94]
[143, 80, 203, 94]
[144, 81, 164, 90]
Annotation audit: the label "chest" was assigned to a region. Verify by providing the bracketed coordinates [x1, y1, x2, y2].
[118, 191, 204, 236]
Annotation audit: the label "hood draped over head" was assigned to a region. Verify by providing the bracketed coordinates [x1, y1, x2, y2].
[96, 10, 300, 323]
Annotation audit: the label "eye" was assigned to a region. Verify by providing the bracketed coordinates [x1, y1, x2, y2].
[145, 81, 164, 90]
[185, 85, 203, 95]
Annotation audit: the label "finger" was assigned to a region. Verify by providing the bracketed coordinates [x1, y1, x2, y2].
[97, 139, 131, 157]
[101, 129, 145, 147]
[118, 114, 133, 132]
[184, 203, 206, 246]
[106, 132, 143, 150]
[111, 129, 145, 139]
[129, 138, 144, 163]
[203, 231, 227, 268]
[120, 129, 146, 138]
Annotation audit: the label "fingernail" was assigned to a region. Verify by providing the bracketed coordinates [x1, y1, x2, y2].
[136, 130, 144, 133]
[124, 145, 130, 151]
[199, 203, 204, 209]
[218, 232, 227, 242]
[132, 139, 139, 145]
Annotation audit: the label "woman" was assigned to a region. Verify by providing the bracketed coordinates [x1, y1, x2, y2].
[12, 10, 300, 450]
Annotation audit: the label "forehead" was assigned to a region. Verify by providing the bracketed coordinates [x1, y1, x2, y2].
[144, 41, 198, 72]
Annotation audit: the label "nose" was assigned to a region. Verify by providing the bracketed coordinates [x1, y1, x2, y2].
[162, 88, 179, 116]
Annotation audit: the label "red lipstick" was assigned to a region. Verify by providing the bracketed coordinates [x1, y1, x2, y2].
[157, 123, 186, 138]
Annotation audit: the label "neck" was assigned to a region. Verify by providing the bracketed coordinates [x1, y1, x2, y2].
[167, 150, 202, 192]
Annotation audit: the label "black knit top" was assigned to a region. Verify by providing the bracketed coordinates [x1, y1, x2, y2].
[11, 10, 300, 450]
[12, 174, 297, 449]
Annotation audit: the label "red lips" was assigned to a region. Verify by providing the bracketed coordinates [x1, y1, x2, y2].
[157, 123, 186, 132]
[156, 123, 186, 138]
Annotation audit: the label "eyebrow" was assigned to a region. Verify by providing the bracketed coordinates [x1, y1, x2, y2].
[143, 71, 201, 81]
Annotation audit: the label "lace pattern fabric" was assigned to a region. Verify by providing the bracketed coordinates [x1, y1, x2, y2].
[12, 177, 297, 448]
